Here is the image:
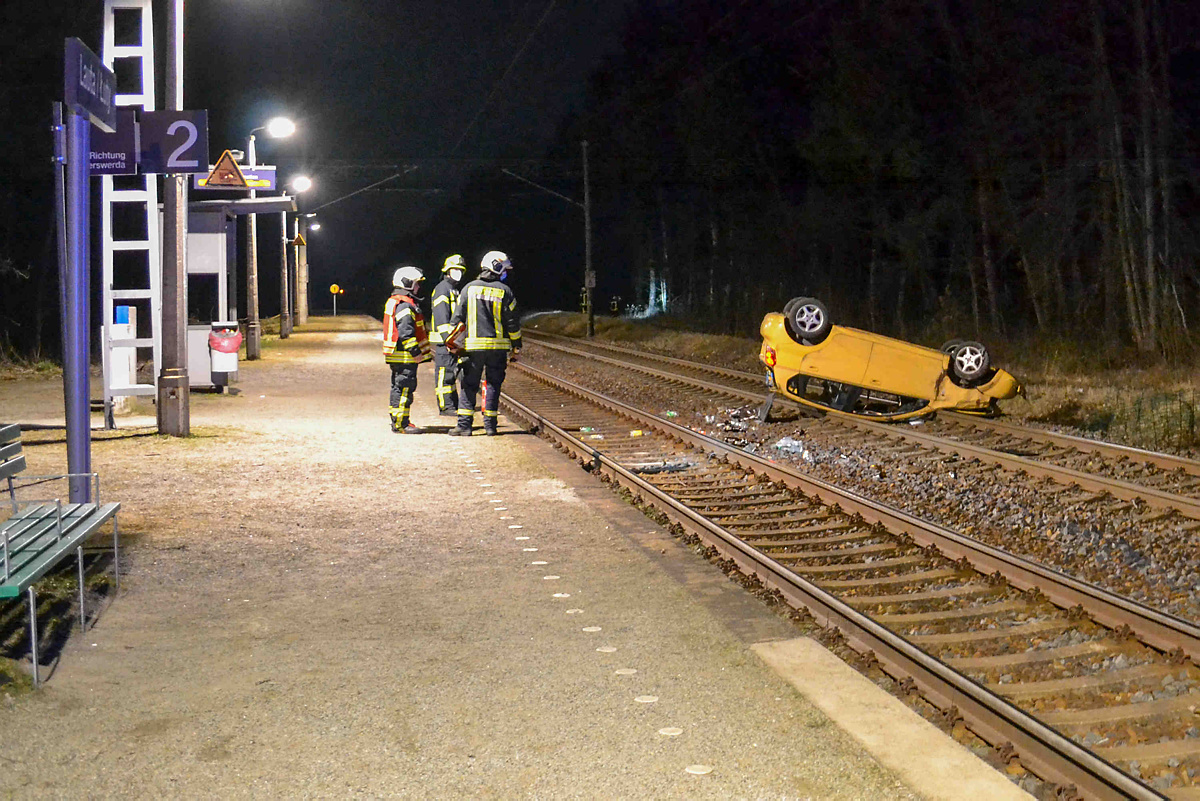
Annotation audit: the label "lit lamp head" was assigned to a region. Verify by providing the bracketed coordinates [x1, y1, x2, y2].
[265, 117, 296, 139]
[309, 222, 321, 231]
[290, 175, 313, 193]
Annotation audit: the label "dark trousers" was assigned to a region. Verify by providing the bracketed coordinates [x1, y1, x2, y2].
[432, 344, 459, 412]
[389, 363, 418, 422]
[456, 350, 508, 430]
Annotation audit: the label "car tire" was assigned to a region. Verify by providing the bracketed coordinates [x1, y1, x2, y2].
[787, 297, 831, 345]
[940, 338, 964, 354]
[950, 341, 990, 383]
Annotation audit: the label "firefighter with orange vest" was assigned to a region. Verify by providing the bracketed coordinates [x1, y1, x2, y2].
[383, 265, 432, 433]
[429, 254, 466, 416]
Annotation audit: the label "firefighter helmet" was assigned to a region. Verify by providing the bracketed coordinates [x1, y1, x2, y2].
[481, 250, 511, 276]
[392, 265, 424, 292]
[442, 254, 465, 273]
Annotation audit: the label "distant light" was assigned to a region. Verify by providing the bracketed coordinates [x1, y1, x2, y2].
[291, 175, 313, 193]
[266, 117, 296, 138]
[309, 222, 321, 231]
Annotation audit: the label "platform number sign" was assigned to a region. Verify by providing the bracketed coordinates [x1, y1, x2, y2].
[140, 111, 209, 174]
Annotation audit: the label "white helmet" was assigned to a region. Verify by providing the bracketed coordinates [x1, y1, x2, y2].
[480, 250, 511, 276]
[392, 265, 424, 292]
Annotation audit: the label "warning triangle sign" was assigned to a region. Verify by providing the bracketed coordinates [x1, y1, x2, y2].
[293, 232, 307, 246]
[203, 150, 248, 188]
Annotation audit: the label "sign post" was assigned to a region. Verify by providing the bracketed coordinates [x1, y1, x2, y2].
[330, 284, 342, 317]
[61, 38, 116, 503]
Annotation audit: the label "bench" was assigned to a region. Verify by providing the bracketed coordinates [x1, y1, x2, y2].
[1, 423, 120, 686]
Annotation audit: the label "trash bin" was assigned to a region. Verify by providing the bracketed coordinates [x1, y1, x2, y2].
[208, 321, 242, 387]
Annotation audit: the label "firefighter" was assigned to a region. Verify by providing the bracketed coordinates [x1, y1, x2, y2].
[382, 265, 432, 433]
[429, 254, 466, 416]
[448, 250, 521, 436]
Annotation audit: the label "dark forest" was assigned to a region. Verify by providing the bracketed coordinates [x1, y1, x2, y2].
[5, 0, 1200, 362]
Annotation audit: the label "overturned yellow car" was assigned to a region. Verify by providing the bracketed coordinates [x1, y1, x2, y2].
[759, 297, 1022, 422]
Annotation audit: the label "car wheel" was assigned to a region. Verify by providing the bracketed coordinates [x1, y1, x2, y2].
[940, 338, 964, 354]
[951, 341, 990, 382]
[789, 297, 831, 344]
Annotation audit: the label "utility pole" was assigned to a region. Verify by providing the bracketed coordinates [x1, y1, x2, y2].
[279, 211, 290, 338]
[246, 136, 261, 359]
[157, 0, 189, 435]
[294, 216, 309, 325]
[583, 140, 595, 338]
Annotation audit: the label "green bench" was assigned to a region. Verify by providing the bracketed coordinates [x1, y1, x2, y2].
[1, 423, 120, 686]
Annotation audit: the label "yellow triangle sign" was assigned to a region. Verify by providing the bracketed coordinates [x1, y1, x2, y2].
[293, 232, 307, 246]
[203, 150, 248, 188]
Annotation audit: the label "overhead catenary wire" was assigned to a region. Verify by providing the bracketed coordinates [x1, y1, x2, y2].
[309, 167, 417, 212]
[447, 0, 560, 156]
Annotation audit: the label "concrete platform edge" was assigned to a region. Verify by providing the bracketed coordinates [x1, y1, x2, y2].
[752, 637, 1033, 801]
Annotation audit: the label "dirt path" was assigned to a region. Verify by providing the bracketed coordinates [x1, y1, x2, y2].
[0, 316, 936, 797]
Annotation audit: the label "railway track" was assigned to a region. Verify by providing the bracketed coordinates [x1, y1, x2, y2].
[522, 331, 1200, 526]
[500, 361, 1200, 800]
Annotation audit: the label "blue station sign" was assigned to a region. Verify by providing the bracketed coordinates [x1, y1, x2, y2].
[64, 38, 116, 132]
[89, 108, 139, 175]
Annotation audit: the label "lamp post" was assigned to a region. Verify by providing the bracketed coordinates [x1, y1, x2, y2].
[292, 213, 316, 326]
[245, 116, 295, 359]
[158, 0, 189, 435]
[279, 175, 312, 339]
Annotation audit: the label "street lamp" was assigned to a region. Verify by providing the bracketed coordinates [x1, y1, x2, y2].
[292, 212, 317, 326]
[279, 175, 312, 338]
[244, 116, 296, 358]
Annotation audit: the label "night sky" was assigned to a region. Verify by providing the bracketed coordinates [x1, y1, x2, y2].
[185, 0, 630, 310]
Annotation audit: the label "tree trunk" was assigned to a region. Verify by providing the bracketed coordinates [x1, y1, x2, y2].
[976, 182, 1002, 334]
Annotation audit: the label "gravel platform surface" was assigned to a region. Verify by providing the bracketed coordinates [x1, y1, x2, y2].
[0, 317, 928, 798]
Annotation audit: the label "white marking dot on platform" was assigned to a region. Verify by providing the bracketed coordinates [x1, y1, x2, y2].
[552, 593, 571, 598]
[635, 695, 658, 704]
[470, 469, 482, 474]
[530, 561, 548, 565]
[495, 507, 508, 511]
[523, 547, 538, 552]
[582, 626, 601, 633]
[614, 668, 637, 675]
[684, 765, 712, 776]
[479, 483, 492, 487]
[596, 646, 617, 653]
[514, 536, 530, 540]
[659, 727, 683, 737]
[483, 491, 496, 495]
[566, 609, 583, 614]
[508, 525, 524, 529]
[543, 575, 560, 581]
[500, 516, 513, 520]
[490, 499, 504, 503]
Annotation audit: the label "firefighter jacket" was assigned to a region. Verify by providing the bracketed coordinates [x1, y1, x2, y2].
[450, 277, 522, 352]
[383, 291, 432, 364]
[428, 277, 460, 344]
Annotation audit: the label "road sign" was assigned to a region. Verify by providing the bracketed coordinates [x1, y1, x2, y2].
[64, 38, 116, 132]
[194, 164, 276, 190]
[293, 232, 306, 246]
[140, 110, 209, 174]
[89, 108, 138, 175]
[199, 150, 247, 188]
[330, 284, 340, 294]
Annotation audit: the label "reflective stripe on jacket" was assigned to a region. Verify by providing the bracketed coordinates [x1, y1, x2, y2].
[383, 292, 432, 364]
[449, 278, 521, 352]
[429, 278, 459, 343]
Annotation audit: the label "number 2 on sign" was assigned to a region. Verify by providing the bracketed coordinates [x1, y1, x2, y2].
[166, 120, 199, 169]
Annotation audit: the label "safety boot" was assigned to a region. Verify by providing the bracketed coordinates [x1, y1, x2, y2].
[401, 420, 423, 434]
[447, 425, 471, 437]
[484, 424, 498, 436]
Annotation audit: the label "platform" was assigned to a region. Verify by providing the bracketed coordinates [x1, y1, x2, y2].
[0, 316, 1027, 798]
